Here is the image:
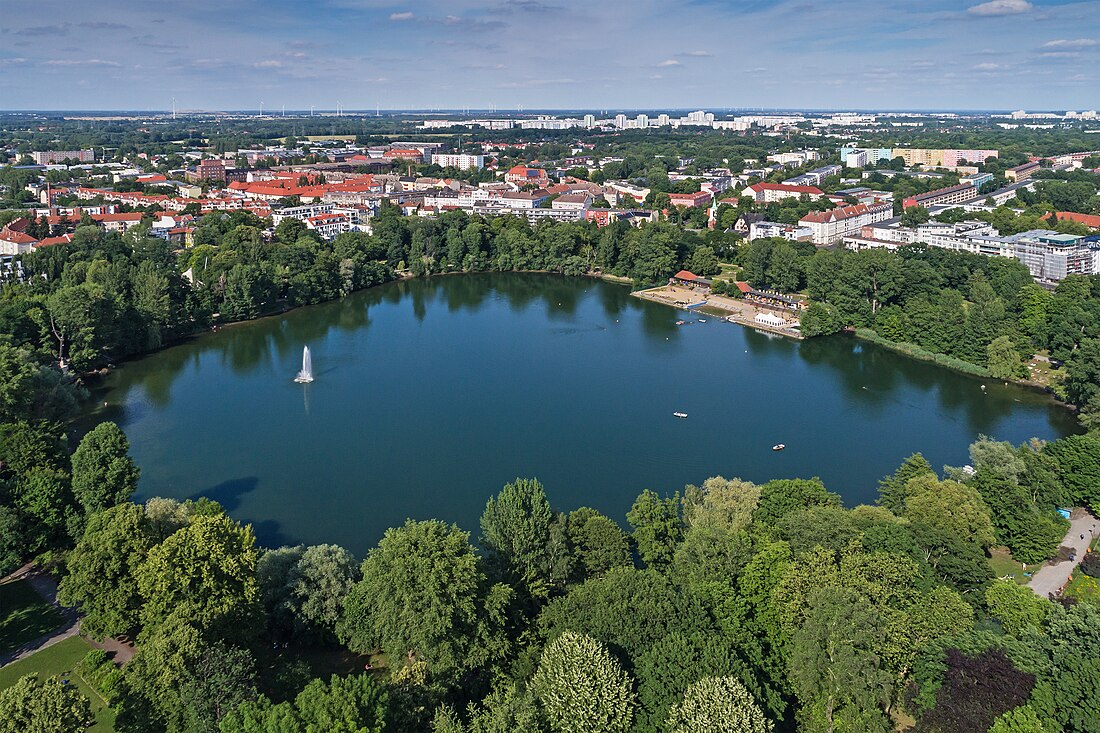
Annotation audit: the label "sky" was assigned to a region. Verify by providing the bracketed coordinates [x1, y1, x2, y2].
[0, 0, 1098, 111]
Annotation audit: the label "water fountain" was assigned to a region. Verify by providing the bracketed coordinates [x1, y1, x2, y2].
[294, 346, 314, 383]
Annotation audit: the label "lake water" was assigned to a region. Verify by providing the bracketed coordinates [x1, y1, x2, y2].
[85, 273, 1079, 557]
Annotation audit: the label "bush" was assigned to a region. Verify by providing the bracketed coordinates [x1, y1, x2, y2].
[79, 649, 109, 674]
[1080, 552, 1100, 578]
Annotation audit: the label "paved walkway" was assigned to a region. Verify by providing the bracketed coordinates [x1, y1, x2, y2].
[1028, 511, 1098, 598]
[0, 565, 81, 668]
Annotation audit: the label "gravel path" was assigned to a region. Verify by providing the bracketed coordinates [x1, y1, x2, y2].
[1027, 512, 1098, 599]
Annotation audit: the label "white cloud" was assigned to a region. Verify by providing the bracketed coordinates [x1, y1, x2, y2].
[253, 60, 282, 68]
[967, 0, 1033, 16]
[974, 62, 1005, 70]
[1042, 38, 1099, 48]
[656, 59, 681, 67]
[389, 11, 415, 21]
[43, 59, 120, 67]
[678, 50, 712, 57]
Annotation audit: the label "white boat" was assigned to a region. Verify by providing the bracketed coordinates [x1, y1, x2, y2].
[673, 412, 688, 419]
[772, 443, 785, 451]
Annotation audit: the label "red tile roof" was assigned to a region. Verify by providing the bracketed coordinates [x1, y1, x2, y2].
[1052, 211, 1100, 229]
[673, 270, 699, 281]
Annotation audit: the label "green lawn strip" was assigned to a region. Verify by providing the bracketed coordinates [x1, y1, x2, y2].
[988, 547, 1029, 584]
[0, 579, 65, 652]
[0, 636, 117, 732]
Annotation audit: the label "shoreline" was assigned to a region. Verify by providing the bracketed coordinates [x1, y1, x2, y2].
[631, 285, 805, 340]
[79, 270, 1074, 419]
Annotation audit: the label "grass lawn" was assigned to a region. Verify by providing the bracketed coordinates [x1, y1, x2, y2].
[0, 579, 64, 653]
[988, 547, 1029, 584]
[0, 636, 116, 732]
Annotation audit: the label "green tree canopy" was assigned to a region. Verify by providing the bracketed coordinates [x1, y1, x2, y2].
[531, 631, 636, 733]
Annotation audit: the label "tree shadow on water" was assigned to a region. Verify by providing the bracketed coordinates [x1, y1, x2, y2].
[242, 518, 297, 550]
[187, 476, 259, 513]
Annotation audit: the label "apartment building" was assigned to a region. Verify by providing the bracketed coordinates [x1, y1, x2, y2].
[901, 182, 977, 209]
[1006, 230, 1100, 282]
[783, 165, 842, 187]
[32, 150, 95, 165]
[430, 153, 485, 170]
[741, 182, 824, 203]
[799, 202, 892, 245]
[748, 221, 814, 242]
[1006, 161, 1041, 182]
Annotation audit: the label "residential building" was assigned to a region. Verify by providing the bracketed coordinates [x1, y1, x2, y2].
[902, 182, 977, 209]
[32, 150, 95, 165]
[667, 191, 713, 208]
[1006, 161, 1041, 182]
[799, 202, 892, 245]
[1007, 230, 1100, 282]
[504, 165, 550, 187]
[748, 221, 814, 242]
[430, 153, 485, 170]
[742, 182, 824, 203]
[550, 192, 592, 211]
[943, 149, 999, 166]
[783, 165, 841, 187]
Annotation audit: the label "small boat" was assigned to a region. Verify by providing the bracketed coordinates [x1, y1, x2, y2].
[673, 412, 688, 419]
[698, 319, 707, 323]
[675, 320, 687, 325]
[772, 444, 785, 451]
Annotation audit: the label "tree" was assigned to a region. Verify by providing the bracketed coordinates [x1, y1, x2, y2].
[1045, 434, 1100, 511]
[219, 674, 388, 733]
[666, 676, 772, 733]
[685, 245, 720, 277]
[70, 421, 140, 515]
[877, 453, 934, 514]
[754, 478, 841, 525]
[59, 502, 157, 638]
[903, 475, 996, 549]
[340, 520, 510, 678]
[989, 705, 1058, 733]
[626, 489, 682, 568]
[0, 674, 92, 733]
[480, 478, 561, 592]
[180, 642, 258, 732]
[531, 631, 636, 733]
[918, 649, 1034, 733]
[682, 476, 760, 533]
[788, 586, 892, 733]
[800, 301, 844, 337]
[289, 543, 360, 638]
[1064, 338, 1100, 408]
[987, 336, 1024, 380]
[985, 580, 1050, 636]
[136, 513, 261, 640]
[901, 205, 931, 227]
[564, 507, 632, 581]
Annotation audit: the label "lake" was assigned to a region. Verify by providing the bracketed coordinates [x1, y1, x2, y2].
[84, 273, 1079, 557]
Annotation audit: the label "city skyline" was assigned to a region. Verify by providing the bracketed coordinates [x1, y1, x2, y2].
[1, 0, 1098, 111]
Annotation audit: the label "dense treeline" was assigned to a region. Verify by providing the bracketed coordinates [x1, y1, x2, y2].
[735, 240, 1100, 422]
[4, 426, 1099, 732]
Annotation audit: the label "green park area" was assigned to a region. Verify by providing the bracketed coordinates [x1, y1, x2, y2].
[0, 636, 117, 732]
[0, 579, 64, 652]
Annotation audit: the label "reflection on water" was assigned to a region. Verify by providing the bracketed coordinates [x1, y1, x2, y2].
[81, 273, 1079, 555]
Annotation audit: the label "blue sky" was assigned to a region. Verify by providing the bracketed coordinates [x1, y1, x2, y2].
[0, 0, 1097, 111]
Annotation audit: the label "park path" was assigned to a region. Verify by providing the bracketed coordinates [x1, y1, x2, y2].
[0, 564, 81, 668]
[1028, 510, 1098, 598]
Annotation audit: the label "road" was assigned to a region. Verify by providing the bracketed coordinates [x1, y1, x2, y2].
[1028, 511, 1098, 598]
